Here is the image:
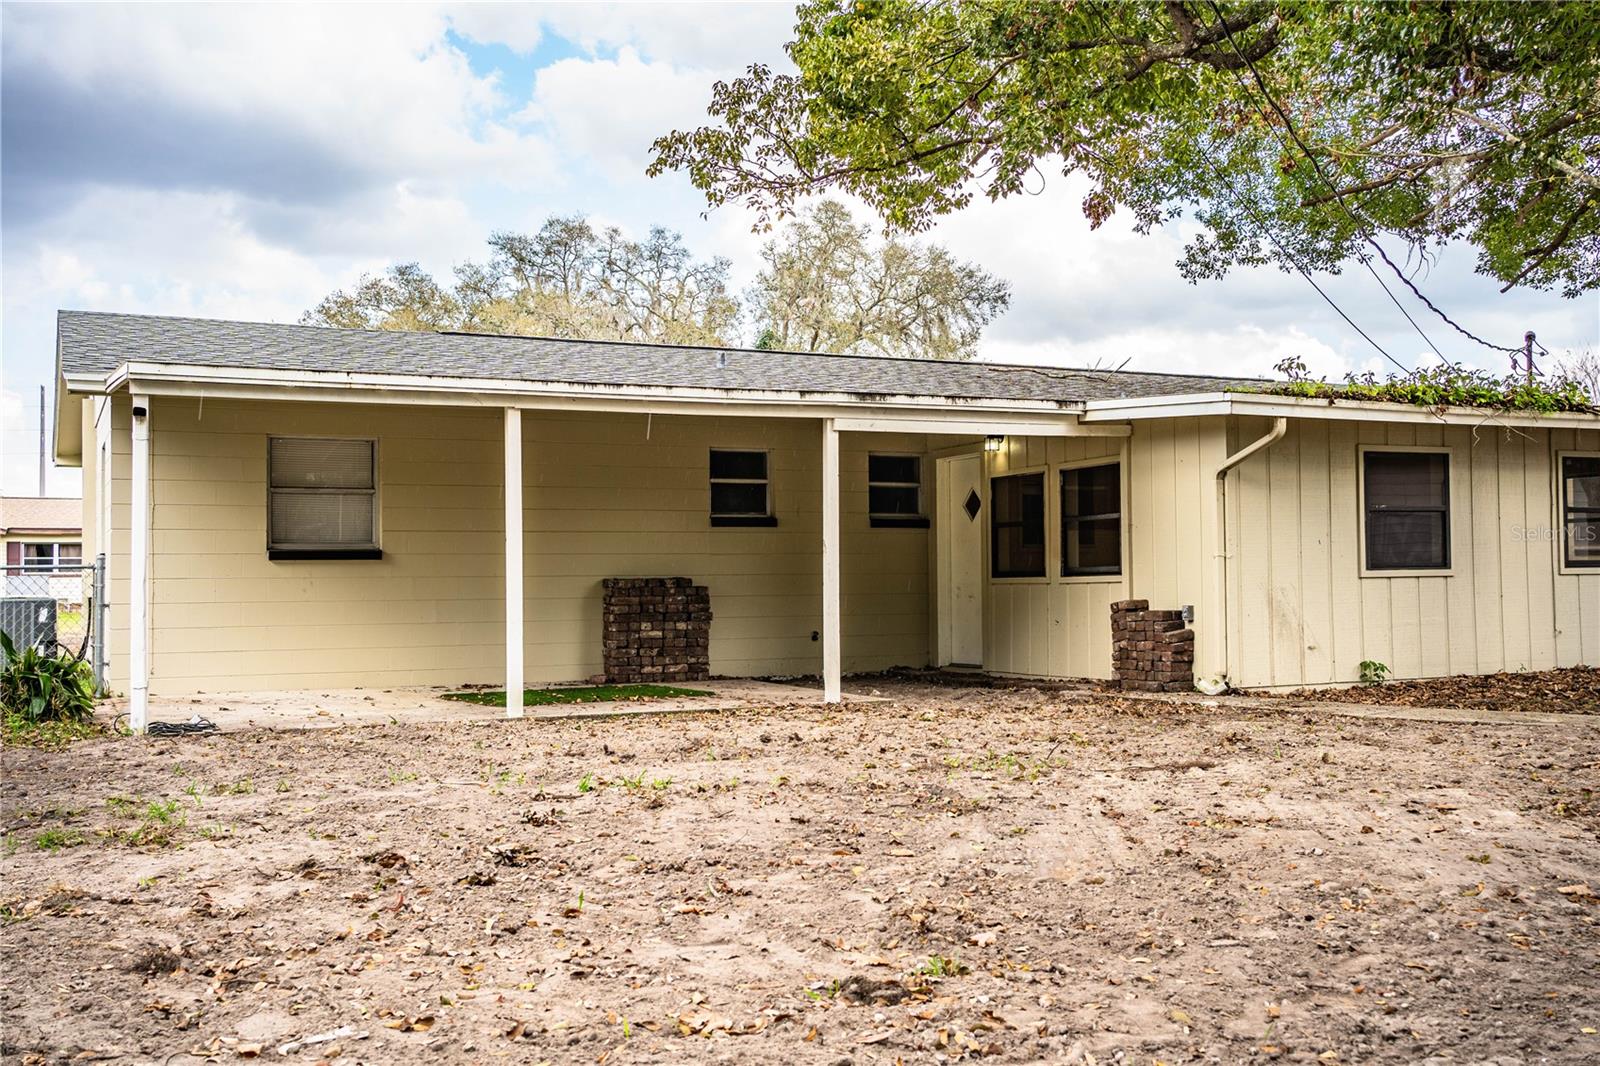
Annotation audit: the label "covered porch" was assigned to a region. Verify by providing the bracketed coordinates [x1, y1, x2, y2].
[96, 388, 1127, 733]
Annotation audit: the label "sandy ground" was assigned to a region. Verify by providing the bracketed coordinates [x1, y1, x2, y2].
[3, 681, 1599, 1065]
[98, 679, 877, 733]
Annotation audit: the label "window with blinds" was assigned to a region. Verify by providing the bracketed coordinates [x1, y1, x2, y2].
[1363, 450, 1450, 571]
[268, 437, 378, 555]
[1562, 454, 1600, 569]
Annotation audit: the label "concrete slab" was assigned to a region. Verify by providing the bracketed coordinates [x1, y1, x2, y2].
[100, 679, 882, 734]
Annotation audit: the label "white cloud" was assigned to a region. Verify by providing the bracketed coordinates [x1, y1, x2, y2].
[536, 2, 796, 68]
[445, 3, 547, 54]
[2, 2, 552, 216]
[520, 47, 717, 185]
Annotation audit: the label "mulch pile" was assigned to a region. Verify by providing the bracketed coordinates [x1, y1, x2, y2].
[1279, 666, 1600, 715]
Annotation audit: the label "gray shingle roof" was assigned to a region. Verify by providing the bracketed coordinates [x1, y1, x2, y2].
[57, 310, 1264, 405]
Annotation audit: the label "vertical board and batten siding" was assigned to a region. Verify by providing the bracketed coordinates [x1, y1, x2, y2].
[1225, 416, 1600, 688]
[981, 418, 1227, 679]
[95, 395, 931, 694]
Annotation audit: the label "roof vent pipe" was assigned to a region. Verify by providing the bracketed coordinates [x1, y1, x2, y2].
[717, 351, 728, 369]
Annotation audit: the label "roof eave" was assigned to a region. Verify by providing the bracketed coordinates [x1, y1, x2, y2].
[100, 360, 1092, 420]
[1081, 391, 1600, 429]
[53, 319, 86, 464]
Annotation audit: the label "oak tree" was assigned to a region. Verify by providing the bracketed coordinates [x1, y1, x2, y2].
[650, 1, 1600, 298]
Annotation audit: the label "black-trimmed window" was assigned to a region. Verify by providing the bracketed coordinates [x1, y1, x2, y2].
[1363, 450, 1450, 571]
[991, 472, 1045, 577]
[710, 449, 775, 526]
[1561, 454, 1600, 569]
[1061, 463, 1122, 576]
[868, 454, 928, 528]
[268, 437, 381, 560]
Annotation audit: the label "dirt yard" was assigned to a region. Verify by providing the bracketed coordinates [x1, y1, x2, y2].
[3, 681, 1598, 1065]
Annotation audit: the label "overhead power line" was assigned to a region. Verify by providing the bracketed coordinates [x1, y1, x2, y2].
[1203, 0, 1521, 361]
[1076, 4, 1415, 376]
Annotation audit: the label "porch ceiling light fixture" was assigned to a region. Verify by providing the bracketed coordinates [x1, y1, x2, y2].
[984, 435, 1005, 453]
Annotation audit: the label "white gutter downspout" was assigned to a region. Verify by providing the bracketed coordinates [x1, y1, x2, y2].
[1211, 418, 1287, 689]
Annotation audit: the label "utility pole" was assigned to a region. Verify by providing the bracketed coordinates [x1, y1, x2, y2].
[1524, 331, 1537, 385]
[38, 385, 46, 496]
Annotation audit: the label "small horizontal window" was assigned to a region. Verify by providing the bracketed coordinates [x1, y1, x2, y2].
[269, 437, 378, 554]
[710, 449, 772, 524]
[1061, 463, 1121, 576]
[1363, 450, 1449, 571]
[1562, 454, 1600, 569]
[991, 472, 1045, 578]
[868, 454, 925, 526]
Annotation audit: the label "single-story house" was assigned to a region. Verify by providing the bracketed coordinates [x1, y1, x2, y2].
[1, 495, 84, 601]
[51, 310, 1600, 729]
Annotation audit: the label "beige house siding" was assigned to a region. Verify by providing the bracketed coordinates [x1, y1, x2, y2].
[1223, 416, 1600, 688]
[94, 395, 931, 694]
[86, 388, 1595, 696]
[979, 418, 1227, 679]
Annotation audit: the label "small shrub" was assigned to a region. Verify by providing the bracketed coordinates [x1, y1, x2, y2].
[1, 631, 97, 728]
[1359, 660, 1391, 685]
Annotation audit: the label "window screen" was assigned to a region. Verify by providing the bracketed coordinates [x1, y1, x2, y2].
[991, 472, 1045, 577]
[709, 449, 769, 518]
[1562, 455, 1600, 569]
[1061, 463, 1121, 576]
[1363, 451, 1449, 570]
[268, 437, 377, 550]
[867, 454, 922, 517]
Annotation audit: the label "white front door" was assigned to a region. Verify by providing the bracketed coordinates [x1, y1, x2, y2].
[938, 453, 985, 666]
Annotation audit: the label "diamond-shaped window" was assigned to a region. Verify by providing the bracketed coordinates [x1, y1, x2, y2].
[963, 489, 982, 521]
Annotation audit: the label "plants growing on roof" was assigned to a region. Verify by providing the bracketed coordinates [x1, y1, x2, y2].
[1240, 357, 1597, 415]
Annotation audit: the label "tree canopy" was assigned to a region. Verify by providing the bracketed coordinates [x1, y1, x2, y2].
[749, 199, 1009, 359]
[304, 205, 1009, 358]
[650, 1, 1600, 300]
[304, 216, 741, 347]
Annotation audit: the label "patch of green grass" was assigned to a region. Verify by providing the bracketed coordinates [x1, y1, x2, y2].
[441, 684, 712, 708]
[34, 828, 87, 852]
[917, 954, 970, 978]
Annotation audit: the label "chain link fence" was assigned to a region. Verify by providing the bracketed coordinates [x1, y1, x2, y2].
[1, 555, 107, 691]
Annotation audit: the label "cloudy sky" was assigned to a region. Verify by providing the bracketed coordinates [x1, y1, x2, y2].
[3, 2, 1594, 496]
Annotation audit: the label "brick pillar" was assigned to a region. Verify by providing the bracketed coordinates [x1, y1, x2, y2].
[601, 578, 712, 684]
[1110, 599, 1195, 692]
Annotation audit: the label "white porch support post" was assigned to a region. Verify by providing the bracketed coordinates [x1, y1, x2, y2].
[128, 394, 151, 733]
[821, 418, 842, 703]
[504, 407, 524, 719]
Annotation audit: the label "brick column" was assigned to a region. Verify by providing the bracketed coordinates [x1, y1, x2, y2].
[602, 578, 712, 684]
[1110, 599, 1195, 692]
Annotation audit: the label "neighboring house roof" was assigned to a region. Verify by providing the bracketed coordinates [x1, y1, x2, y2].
[56, 310, 1265, 405]
[0, 496, 81, 537]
